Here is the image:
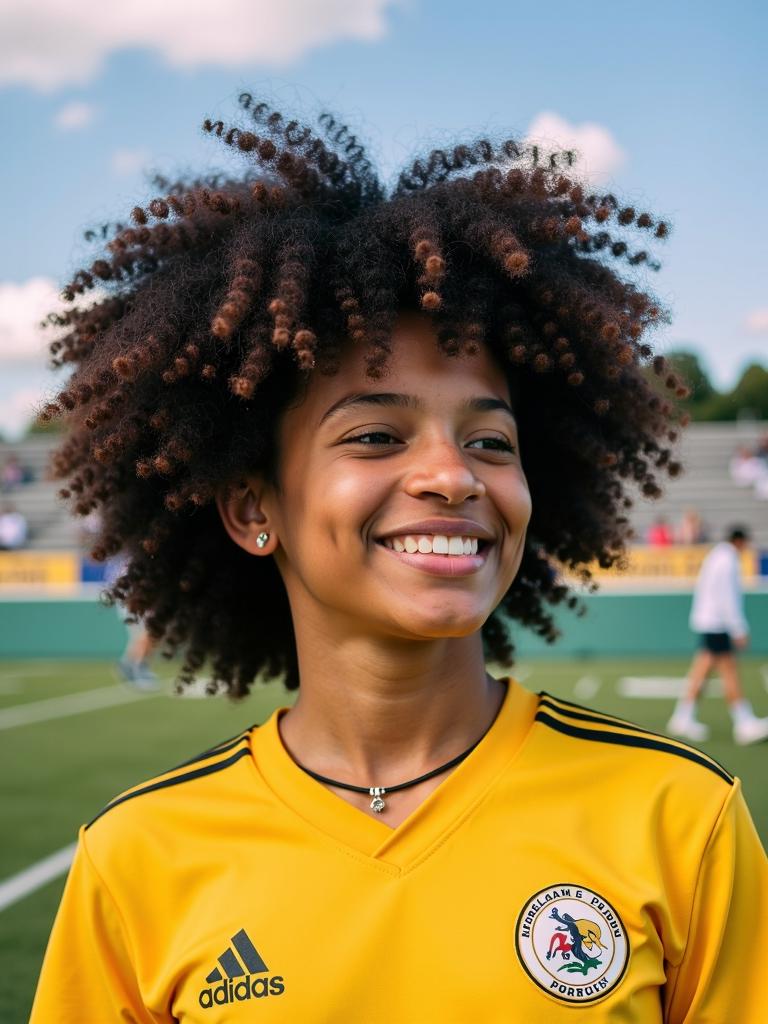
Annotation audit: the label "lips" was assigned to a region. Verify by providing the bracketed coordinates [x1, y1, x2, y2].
[372, 517, 495, 577]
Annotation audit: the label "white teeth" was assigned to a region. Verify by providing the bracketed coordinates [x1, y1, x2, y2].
[383, 534, 483, 556]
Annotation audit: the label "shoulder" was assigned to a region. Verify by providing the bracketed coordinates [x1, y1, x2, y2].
[84, 725, 258, 848]
[533, 691, 734, 797]
[707, 542, 736, 566]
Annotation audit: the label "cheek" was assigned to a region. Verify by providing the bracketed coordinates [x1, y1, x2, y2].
[287, 462, 385, 558]
[326, 469, 376, 513]
[497, 471, 532, 531]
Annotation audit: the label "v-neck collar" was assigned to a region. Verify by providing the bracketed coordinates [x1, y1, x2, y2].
[250, 677, 538, 872]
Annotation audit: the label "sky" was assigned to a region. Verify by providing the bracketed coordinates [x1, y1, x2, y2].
[0, 0, 766, 439]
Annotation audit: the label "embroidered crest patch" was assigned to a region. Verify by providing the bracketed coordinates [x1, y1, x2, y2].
[515, 884, 629, 1004]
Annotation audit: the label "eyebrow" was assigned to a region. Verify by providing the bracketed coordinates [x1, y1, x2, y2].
[319, 392, 516, 426]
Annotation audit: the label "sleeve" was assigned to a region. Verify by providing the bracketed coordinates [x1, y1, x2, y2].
[30, 826, 162, 1024]
[663, 779, 768, 1023]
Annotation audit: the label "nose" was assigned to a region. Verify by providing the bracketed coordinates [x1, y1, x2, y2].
[402, 437, 487, 503]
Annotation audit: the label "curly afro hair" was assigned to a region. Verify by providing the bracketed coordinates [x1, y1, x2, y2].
[43, 93, 688, 695]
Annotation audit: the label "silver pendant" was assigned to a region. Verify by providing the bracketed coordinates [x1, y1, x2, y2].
[369, 787, 386, 813]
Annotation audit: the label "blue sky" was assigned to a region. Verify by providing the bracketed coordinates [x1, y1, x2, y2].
[1, 0, 765, 437]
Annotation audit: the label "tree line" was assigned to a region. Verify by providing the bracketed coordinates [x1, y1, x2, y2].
[646, 351, 768, 421]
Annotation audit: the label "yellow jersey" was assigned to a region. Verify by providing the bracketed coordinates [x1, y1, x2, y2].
[31, 679, 768, 1022]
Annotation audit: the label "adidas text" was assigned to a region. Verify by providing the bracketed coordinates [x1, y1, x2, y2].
[199, 975, 285, 1008]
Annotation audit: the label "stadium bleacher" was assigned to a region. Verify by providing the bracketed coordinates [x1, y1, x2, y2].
[628, 421, 768, 548]
[1, 436, 79, 549]
[1, 420, 767, 551]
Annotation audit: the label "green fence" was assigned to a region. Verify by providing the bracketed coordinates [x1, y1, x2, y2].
[1, 591, 767, 659]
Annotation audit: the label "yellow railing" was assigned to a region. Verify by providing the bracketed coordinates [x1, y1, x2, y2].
[583, 545, 757, 583]
[0, 551, 80, 587]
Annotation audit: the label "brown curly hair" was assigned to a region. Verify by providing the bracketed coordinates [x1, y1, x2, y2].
[42, 93, 688, 695]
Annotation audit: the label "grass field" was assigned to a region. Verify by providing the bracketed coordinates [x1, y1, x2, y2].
[2, 656, 767, 1022]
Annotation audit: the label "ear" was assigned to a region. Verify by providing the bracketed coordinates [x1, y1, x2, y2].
[216, 478, 278, 556]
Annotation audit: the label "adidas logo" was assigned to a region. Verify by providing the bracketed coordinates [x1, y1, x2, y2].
[198, 928, 285, 1009]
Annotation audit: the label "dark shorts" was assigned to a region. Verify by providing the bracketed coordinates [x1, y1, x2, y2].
[699, 632, 733, 654]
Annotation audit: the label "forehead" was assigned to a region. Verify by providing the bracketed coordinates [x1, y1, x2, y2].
[295, 313, 512, 423]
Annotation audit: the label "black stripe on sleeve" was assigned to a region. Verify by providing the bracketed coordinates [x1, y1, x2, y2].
[538, 692, 734, 782]
[539, 692, 658, 734]
[534, 710, 734, 785]
[85, 745, 252, 829]
[172, 727, 257, 770]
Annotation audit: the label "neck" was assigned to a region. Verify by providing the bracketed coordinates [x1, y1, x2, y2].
[278, 623, 504, 786]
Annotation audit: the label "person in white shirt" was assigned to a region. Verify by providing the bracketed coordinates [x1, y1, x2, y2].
[0, 503, 28, 549]
[668, 526, 768, 745]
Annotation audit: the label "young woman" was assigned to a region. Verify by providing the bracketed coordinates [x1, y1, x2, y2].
[32, 95, 767, 1022]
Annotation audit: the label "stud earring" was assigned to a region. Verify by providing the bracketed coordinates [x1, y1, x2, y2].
[255, 531, 270, 549]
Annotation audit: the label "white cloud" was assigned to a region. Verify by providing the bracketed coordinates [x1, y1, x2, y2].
[0, 0, 396, 91]
[54, 100, 96, 131]
[525, 112, 626, 186]
[0, 277, 63, 439]
[745, 308, 768, 334]
[0, 278, 99, 439]
[0, 277, 62, 362]
[111, 147, 151, 177]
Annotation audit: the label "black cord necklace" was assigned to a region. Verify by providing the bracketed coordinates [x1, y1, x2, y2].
[293, 729, 489, 814]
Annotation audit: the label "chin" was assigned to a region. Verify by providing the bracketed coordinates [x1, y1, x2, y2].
[396, 606, 490, 640]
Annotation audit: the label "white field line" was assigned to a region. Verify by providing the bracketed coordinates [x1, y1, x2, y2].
[0, 844, 76, 913]
[573, 675, 602, 700]
[617, 676, 726, 699]
[618, 676, 686, 698]
[0, 685, 160, 730]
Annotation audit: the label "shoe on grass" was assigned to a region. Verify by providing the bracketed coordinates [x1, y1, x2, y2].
[131, 662, 160, 692]
[117, 659, 159, 691]
[733, 716, 768, 746]
[117, 658, 136, 682]
[666, 715, 710, 743]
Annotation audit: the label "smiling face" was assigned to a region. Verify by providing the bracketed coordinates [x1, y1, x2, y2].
[238, 312, 532, 648]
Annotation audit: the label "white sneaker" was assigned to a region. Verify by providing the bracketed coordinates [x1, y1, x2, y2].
[667, 715, 710, 743]
[733, 716, 768, 746]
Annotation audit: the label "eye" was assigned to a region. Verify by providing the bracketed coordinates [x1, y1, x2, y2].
[467, 437, 517, 453]
[344, 431, 401, 446]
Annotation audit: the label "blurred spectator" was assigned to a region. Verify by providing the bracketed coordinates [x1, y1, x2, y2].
[646, 516, 673, 546]
[0, 503, 28, 550]
[676, 509, 708, 545]
[756, 432, 768, 461]
[729, 445, 768, 488]
[1, 455, 35, 491]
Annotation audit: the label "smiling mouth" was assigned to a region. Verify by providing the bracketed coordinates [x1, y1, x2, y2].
[374, 537, 492, 577]
[376, 536, 490, 557]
